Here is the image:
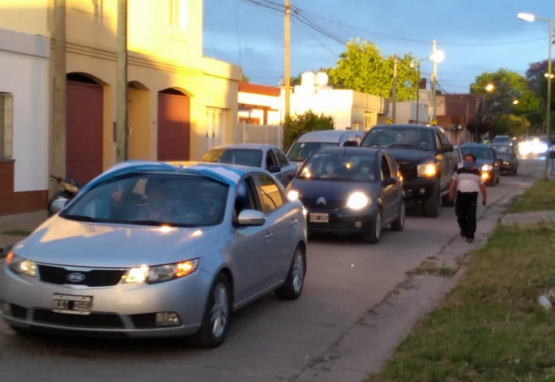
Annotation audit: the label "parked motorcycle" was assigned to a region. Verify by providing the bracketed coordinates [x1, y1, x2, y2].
[48, 175, 81, 217]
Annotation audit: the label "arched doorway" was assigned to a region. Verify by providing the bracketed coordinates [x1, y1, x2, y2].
[157, 88, 190, 161]
[128, 81, 150, 160]
[66, 73, 103, 185]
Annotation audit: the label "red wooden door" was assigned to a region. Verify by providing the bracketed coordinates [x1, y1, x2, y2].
[157, 92, 190, 161]
[66, 81, 103, 185]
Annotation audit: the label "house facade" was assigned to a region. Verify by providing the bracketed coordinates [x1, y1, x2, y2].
[290, 71, 388, 130]
[0, 28, 50, 215]
[0, 0, 241, 216]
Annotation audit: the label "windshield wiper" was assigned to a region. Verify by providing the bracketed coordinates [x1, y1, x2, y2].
[62, 214, 98, 222]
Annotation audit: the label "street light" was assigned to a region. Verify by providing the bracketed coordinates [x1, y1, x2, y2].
[411, 57, 429, 124]
[518, 12, 553, 180]
[474, 83, 495, 142]
[430, 41, 445, 123]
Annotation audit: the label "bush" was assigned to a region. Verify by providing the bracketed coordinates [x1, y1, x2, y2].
[283, 110, 334, 151]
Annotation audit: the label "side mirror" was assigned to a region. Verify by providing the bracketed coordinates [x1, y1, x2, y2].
[49, 197, 69, 216]
[442, 144, 454, 152]
[237, 209, 267, 226]
[383, 177, 396, 187]
[267, 165, 281, 173]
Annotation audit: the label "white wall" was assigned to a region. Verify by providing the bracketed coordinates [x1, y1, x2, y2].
[290, 87, 354, 129]
[0, 28, 50, 192]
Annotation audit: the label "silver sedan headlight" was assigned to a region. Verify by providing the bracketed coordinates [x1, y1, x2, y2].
[481, 164, 493, 171]
[346, 192, 370, 210]
[6, 252, 37, 278]
[123, 259, 200, 284]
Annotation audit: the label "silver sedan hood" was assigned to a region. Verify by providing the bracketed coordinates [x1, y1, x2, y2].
[12, 216, 224, 268]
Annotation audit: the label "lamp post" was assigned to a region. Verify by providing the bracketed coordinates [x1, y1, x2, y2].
[429, 41, 445, 124]
[474, 83, 495, 143]
[411, 57, 428, 124]
[518, 12, 553, 180]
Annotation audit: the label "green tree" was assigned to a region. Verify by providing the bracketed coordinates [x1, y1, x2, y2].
[525, 60, 555, 133]
[283, 110, 334, 151]
[471, 69, 540, 137]
[329, 39, 419, 101]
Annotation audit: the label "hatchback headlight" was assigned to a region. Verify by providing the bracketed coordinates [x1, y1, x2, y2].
[481, 164, 493, 171]
[287, 190, 300, 202]
[6, 252, 37, 278]
[123, 259, 200, 284]
[417, 163, 437, 177]
[346, 192, 370, 210]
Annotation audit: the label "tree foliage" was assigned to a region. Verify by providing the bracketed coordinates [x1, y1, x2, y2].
[283, 110, 334, 151]
[471, 69, 541, 137]
[328, 39, 419, 101]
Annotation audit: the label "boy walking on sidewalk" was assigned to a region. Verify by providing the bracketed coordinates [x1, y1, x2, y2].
[449, 153, 487, 243]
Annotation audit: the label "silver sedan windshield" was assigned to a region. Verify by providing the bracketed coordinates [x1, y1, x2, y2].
[61, 174, 229, 227]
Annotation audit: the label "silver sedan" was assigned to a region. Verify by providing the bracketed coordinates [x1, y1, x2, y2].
[199, 144, 298, 186]
[0, 161, 307, 348]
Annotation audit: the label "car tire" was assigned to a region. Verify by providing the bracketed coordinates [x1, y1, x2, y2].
[391, 201, 405, 231]
[364, 210, 382, 244]
[423, 183, 440, 217]
[192, 273, 232, 348]
[275, 245, 306, 300]
[513, 167, 518, 175]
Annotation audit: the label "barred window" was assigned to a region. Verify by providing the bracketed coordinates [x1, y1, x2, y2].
[0, 93, 13, 159]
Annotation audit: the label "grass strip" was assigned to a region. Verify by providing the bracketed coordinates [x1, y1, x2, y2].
[508, 180, 555, 213]
[368, 222, 555, 382]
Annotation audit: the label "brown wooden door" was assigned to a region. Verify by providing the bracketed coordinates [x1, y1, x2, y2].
[157, 92, 190, 161]
[67, 81, 103, 185]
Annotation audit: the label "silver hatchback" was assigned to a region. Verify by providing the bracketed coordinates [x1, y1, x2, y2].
[0, 161, 307, 348]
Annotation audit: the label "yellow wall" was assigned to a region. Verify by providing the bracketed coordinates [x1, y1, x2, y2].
[1, 0, 241, 174]
[0, 0, 50, 36]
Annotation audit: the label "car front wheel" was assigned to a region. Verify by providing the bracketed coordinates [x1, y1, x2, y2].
[391, 201, 405, 231]
[192, 273, 232, 348]
[364, 210, 382, 244]
[423, 183, 441, 217]
[275, 245, 306, 300]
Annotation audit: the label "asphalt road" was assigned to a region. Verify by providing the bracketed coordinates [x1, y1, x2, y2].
[0, 158, 546, 382]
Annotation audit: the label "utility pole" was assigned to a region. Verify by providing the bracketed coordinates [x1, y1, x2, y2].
[284, 0, 291, 120]
[545, 19, 552, 180]
[431, 40, 437, 123]
[392, 54, 398, 123]
[116, 0, 128, 162]
[53, 0, 67, 182]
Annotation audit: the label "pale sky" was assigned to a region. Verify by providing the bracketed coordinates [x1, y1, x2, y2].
[203, 0, 555, 94]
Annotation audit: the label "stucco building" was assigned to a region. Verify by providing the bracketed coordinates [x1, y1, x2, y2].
[0, 0, 241, 216]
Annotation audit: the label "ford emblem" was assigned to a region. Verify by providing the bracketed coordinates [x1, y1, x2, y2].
[67, 272, 86, 283]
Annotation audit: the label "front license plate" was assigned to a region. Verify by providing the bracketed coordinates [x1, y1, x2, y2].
[52, 294, 93, 315]
[309, 212, 329, 223]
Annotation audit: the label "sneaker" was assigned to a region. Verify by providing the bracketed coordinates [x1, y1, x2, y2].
[466, 237, 474, 243]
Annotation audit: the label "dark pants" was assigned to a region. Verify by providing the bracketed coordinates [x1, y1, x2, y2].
[455, 191, 478, 239]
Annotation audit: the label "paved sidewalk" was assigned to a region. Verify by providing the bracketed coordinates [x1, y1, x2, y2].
[0, 210, 47, 258]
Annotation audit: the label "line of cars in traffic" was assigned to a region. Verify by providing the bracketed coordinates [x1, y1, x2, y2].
[0, 125, 525, 347]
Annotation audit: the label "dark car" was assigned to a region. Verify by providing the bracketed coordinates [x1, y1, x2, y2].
[360, 124, 459, 217]
[286, 147, 405, 244]
[199, 144, 297, 187]
[458, 143, 500, 186]
[492, 144, 519, 175]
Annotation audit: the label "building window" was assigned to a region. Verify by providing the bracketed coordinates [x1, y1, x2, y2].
[0, 93, 13, 159]
[170, 0, 188, 30]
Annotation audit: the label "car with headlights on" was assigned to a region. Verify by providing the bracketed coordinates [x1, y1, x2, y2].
[286, 147, 405, 244]
[0, 161, 307, 348]
[199, 143, 297, 187]
[492, 144, 519, 175]
[458, 143, 500, 186]
[360, 124, 459, 217]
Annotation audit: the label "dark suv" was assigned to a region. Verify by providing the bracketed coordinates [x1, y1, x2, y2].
[360, 124, 459, 217]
